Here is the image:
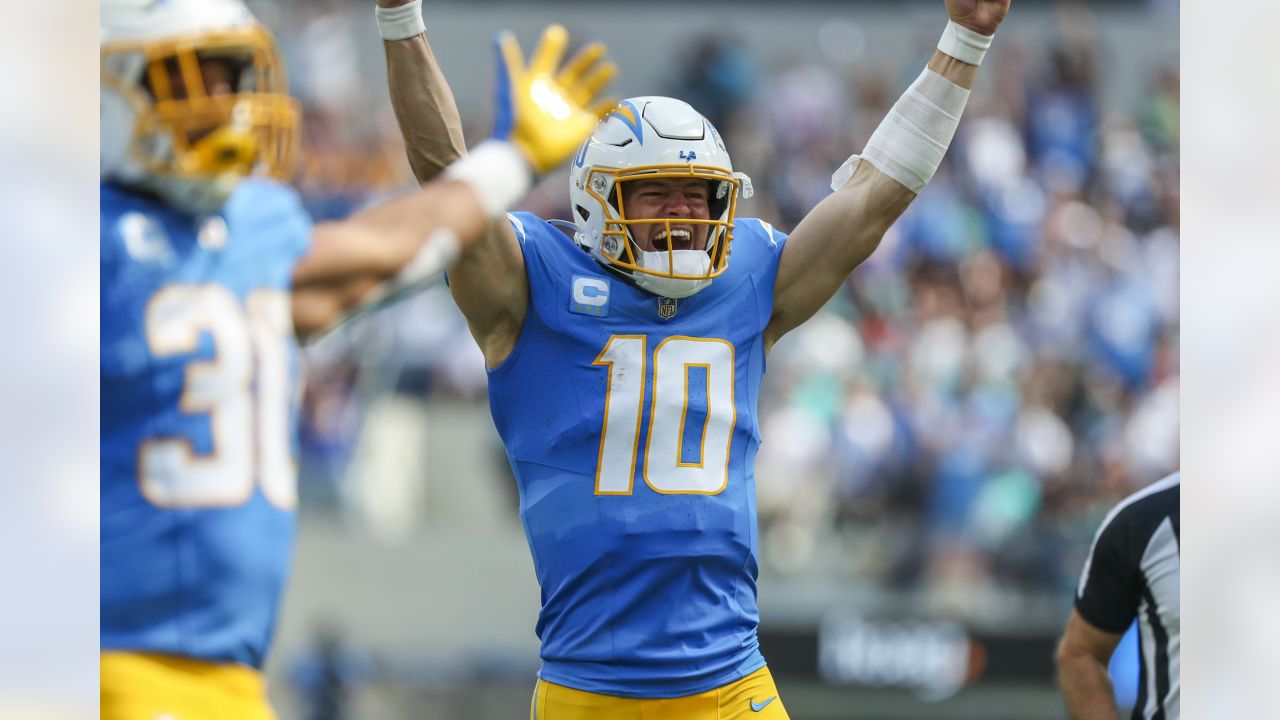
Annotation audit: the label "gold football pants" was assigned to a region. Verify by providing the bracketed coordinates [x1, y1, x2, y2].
[101, 651, 275, 720]
[530, 665, 790, 720]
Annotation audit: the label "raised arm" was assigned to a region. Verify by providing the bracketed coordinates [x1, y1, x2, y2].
[381, 13, 616, 367]
[291, 23, 616, 342]
[375, 0, 466, 183]
[764, 0, 1010, 349]
[1056, 609, 1124, 720]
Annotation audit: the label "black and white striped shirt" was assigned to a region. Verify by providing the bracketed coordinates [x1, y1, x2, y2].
[1076, 472, 1180, 720]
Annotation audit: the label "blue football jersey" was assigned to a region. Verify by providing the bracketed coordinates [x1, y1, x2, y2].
[100, 179, 310, 668]
[489, 212, 788, 698]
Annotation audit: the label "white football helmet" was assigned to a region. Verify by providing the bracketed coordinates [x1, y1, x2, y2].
[101, 0, 299, 214]
[569, 96, 752, 298]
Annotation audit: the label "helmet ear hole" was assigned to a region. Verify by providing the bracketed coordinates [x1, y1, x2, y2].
[575, 204, 591, 222]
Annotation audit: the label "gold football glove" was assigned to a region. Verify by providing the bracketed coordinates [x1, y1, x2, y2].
[492, 25, 617, 174]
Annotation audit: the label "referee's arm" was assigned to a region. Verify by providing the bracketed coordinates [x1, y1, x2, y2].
[1056, 609, 1123, 720]
[1059, 491, 1144, 720]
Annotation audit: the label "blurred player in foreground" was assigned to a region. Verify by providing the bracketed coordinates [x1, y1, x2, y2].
[99, 0, 616, 716]
[381, 0, 1009, 717]
[1057, 473, 1180, 719]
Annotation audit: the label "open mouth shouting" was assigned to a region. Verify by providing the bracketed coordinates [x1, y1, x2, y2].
[652, 226, 696, 252]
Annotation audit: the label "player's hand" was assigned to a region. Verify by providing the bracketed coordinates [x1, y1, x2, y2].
[491, 25, 618, 174]
[944, 0, 1011, 36]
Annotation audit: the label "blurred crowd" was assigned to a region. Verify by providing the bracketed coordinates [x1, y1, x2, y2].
[279, 3, 1179, 620]
[740, 8, 1179, 618]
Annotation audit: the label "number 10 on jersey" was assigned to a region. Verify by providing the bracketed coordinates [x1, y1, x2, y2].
[592, 335, 736, 495]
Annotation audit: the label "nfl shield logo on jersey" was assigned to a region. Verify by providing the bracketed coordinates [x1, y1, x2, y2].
[658, 297, 678, 320]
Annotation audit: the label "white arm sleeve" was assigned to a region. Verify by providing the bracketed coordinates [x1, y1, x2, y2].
[832, 68, 970, 193]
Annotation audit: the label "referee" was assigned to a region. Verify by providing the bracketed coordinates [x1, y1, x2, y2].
[1056, 472, 1180, 719]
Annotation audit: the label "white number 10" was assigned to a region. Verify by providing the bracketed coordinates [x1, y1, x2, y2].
[592, 335, 736, 495]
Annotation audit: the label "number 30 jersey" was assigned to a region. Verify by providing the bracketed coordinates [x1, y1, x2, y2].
[100, 180, 310, 668]
[489, 212, 789, 698]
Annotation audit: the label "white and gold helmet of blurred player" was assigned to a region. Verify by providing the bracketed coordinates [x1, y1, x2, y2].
[569, 97, 752, 299]
[100, 0, 300, 214]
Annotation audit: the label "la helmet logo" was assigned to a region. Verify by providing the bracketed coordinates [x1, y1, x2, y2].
[658, 297, 678, 320]
[679, 150, 697, 161]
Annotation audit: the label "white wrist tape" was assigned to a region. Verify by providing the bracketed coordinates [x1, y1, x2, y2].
[376, 0, 425, 41]
[938, 20, 993, 66]
[444, 140, 533, 218]
[837, 68, 970, 193]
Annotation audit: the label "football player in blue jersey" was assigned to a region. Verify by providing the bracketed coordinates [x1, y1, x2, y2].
[380, 0, 1010, 717]
[100, 0, 616, 716]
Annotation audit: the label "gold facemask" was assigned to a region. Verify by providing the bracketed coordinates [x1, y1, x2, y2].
[102, 26, 300, 183]
[585, 164, 743, 282]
